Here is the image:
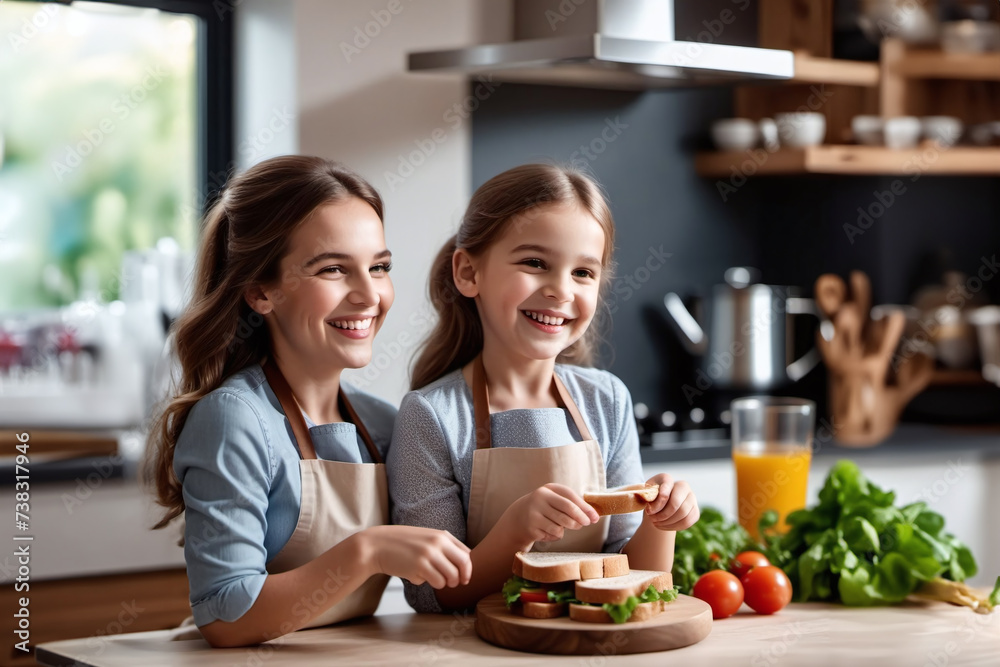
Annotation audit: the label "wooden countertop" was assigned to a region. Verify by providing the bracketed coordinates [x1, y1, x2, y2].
[36, 599, 999, 666]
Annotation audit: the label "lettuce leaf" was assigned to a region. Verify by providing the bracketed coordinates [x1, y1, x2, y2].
[763, 460, 988, 607]
[599, 587, 679, 624]
[502, 575, 534, 607]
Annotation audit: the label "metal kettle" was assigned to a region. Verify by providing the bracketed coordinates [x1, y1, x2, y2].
[664, 267, 821, 390]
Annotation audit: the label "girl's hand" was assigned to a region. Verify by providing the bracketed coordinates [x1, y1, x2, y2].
[500, 483, 601, 551]
[643, 473, 699, 531]
[361, 525, 472, 589]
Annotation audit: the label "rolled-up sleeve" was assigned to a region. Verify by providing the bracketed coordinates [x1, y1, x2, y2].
[604, 374, 644, 553]
[174, 391, 272, 626]
[387, 392, 466, 613]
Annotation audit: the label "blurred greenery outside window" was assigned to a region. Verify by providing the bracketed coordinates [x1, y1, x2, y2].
[0, 0, 198, 309]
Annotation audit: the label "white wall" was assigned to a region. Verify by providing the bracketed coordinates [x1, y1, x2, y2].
[234, 0, 299, 168]
[293, 0, 513, 404]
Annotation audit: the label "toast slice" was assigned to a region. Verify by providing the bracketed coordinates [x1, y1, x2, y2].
[512, 551, 630, 584]
[584, 483, 659, 516]
[574, 569, 674, 605]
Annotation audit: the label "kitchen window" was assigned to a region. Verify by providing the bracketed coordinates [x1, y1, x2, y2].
[0, 0, 233, 309]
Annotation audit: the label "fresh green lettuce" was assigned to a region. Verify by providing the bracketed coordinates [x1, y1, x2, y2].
[501, 575, 534, 607]
[599, 586, 679, 624]
[761, 460, 982, 606]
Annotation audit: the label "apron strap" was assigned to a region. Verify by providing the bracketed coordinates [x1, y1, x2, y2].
[339, 389, 383, 464]
[552, 373, 595, 442]
[263, 359, 317, 460]
[262, 359, 381, 463]
[471, 355, 595, 449]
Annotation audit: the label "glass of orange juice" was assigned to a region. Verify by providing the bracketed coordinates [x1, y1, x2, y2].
[731, 397, 815, 541]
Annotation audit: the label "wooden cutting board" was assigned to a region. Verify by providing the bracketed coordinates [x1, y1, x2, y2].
[475, 593, 713, 655]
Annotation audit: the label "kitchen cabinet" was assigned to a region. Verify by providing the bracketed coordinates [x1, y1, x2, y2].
[0, 433, 189, 665]
[35, 597, 1000, 666]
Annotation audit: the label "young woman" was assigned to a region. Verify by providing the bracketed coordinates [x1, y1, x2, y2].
[146, 156, 471, 647]
[388, 164, 699, 613]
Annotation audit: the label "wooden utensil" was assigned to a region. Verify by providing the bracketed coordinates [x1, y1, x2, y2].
[475, 593, 712, 655]
[815, 271, 933, 446]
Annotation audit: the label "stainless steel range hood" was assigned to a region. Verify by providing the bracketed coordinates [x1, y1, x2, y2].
[408, 0, 794, 90]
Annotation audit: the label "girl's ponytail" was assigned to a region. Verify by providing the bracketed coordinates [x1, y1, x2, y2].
[410, 236, 483, 390]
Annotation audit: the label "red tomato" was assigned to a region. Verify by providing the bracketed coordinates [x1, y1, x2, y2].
[518, 590, 549, 604]
[742, 565, 793, 615]
[731, 550, 771, 580]
[692, 570, 744, 619]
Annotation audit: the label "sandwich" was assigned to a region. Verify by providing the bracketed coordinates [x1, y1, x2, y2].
[569, 570, 678, 623]
[502, 552, 629, 619]
[584, 483, 659, 516]
[501, 552, 678, 623]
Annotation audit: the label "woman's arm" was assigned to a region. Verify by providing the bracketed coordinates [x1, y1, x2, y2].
[200, 525, 470, 647]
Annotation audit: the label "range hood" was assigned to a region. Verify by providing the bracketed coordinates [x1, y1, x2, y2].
[408, 0, 794, 90]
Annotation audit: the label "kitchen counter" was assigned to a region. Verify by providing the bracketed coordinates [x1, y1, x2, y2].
[36, 599, 999, 666]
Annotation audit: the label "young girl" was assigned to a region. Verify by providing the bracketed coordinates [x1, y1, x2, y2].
[388, 164, 699, 612]
[146, 156, 471, 647]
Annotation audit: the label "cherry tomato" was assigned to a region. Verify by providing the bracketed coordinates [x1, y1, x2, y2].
[692, 570, 744, 619]
[731, 550, 771, 580]
[519, 590, 549, 604]
[742, 565, 793, 615]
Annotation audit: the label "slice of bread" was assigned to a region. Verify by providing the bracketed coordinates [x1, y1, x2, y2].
[568, 600, 667, 624]
[512, 552, 630, 583]
[574, 569, 673, 605]
[519, 601, 569, 619]
[584, 483, 659, 516]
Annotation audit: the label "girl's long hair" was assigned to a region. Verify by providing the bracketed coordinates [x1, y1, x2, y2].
[145, 155, 383, 530]
[410, 164, 615, 390]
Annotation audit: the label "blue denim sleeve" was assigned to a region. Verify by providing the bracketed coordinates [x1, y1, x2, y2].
[604, 373, 644, 553]
[174, 390, 272, 626]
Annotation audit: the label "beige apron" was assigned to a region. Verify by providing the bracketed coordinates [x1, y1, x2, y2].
[465, 355, 609, 552]
[260, 360, 389, 628]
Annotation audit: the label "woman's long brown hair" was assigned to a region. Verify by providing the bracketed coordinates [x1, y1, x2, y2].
[410, 164, 616, 390]
[144, 155, 383, 530]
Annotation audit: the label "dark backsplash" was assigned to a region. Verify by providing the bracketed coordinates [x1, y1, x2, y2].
[470, 83, 1000, 420]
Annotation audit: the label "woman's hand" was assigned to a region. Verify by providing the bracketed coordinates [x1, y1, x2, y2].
[499, 483, 601, 551]
[360, 525, 472, 589]
[643, 473, 699, 531]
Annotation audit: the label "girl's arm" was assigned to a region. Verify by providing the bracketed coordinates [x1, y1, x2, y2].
[388, 392, 597, 612]
[200, 525, 470, 647]
[433, 483, 598, 611]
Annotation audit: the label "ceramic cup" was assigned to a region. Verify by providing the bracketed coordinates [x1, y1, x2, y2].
[775, 112, 826, 148]
[851, 115, 884, 146]
[758, 118, 780, 151]
[921, 116, 963, 147]
[711, 118, 759, 151]
[883, 116, 922, 149]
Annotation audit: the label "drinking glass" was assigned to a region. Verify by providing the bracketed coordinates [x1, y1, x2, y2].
[731, 397, 815, 541]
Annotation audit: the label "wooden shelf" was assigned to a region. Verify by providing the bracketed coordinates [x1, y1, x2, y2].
[893, 49, 1000, 82]
[792, 54, 880, 87]
[928, 369, 991, 386]
[694, 145, 1000, 176]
